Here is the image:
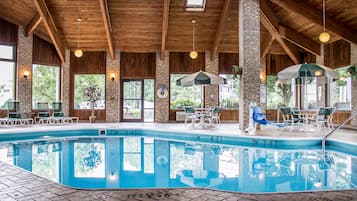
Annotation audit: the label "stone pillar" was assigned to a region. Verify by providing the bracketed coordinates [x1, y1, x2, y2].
[16, 26, 33, 115]
[62, 49, 70, 116]
[205, 51, 219, 107]
[106, 51, 120, 122]
[351, 43, 357, 125]
[238, 0, 260, 129]
[155, 51, 170, 122]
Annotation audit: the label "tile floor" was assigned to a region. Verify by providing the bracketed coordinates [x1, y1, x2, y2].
[0, 123, 356, 201]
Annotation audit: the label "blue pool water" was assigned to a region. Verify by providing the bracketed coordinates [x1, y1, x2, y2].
[0, 130, 356, 193]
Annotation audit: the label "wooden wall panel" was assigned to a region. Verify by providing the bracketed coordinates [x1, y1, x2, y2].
[266, 54, 295, 75]
[169, 52, 205, 73]
[220, 110, 239, 122]
[32, 35, 61, 66]
[70, 51, 106, 121]
[219, 53, 239, 74]
[332, 111, 352, 125]
[324, 40, 351, 68]
[70, 51, 106, 74]
[120, 52, 156, 79]
[0, 18, 18, 43]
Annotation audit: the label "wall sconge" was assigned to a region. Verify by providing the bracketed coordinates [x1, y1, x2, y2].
[109, 171, 116, 181]
[110, 73, 115, 81]
[23, 70, 29, 80]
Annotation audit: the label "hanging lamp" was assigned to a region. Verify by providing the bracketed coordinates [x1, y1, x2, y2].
[189, 19, 198, 59]
[74, 17, 83, 57]
[319, 0, 330, 43]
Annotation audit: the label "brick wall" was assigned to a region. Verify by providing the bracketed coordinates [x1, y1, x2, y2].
[16, 26, 32, 115]
[62, 49, 70, 116]
[204, 51, 219, 107]
[106, 51, 120, 122]
[238, 0, 261, 129]
[351, 43, 357, 125]
[155, 51, 169, 122]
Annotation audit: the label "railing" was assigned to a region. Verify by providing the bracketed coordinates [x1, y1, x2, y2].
[322, 112, 357, 151]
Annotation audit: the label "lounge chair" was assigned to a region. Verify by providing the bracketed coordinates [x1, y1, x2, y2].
[7, 101, 33, 126]
[36, 102, 52, 124]
[52, 102, 79, 123]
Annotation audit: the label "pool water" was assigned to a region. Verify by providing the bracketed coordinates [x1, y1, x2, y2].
[0, 136, 356, 193]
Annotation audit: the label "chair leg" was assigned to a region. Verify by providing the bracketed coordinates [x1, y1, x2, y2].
[184, 117, 188, 126]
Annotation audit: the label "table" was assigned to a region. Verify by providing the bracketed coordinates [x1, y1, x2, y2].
[299, 110, 318, 131]
[195, 108, 214, 128]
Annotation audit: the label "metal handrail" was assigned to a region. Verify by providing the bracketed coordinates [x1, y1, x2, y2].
[322, 112, 357, 151]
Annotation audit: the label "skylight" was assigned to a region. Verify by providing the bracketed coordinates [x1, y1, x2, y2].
[186, 0, 206, 11]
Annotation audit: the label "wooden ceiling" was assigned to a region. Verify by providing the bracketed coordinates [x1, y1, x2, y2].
[0, 0, 356, 62]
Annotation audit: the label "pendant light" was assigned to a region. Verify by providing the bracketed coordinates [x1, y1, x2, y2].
[74, 17, 83, 57]
[189, 19, 198, 59]
[319, 0, 330, 43]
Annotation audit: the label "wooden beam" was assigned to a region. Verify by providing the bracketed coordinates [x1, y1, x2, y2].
[99, 0, 115, 59]
[279, 25, 321, 56]
[160, 0, 170, 60]
[270, 0, 357, 44]
[25, 14, 42, 37]
[261, 34, 274, 60]
[211, 0, 231, 60]
[260, 0, 300, 64]
[33, 0, 65, 63]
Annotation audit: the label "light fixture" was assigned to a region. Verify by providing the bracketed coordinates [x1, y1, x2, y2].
[319, 0, 330, 43]
[23, 70, 29, 80]
[189, 19, 198, 59]
[74, 18, 83, 57]
[315, 70, 323, 76]
[110, 73, 115, 81]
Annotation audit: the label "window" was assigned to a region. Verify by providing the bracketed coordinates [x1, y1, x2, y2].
[0, 44, 16, 109]
[267, 75, 295, 109]
[170, 74, 202, 109]
[330, 68, 351, 110]
[219, 74, 239, 109]
[302, 77, 317, 110]
[32, 64, 60, 108]
[185, 0, 206, 11]
[74, 74, 105, 109]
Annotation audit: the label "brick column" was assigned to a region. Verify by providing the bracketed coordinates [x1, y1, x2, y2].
[238, 0, 260, 129]
[16, 26, 33, 115]
[205, 51, 219, 107]
[61, 49, 70, 116]
[351, 43, 357, 125]
[106, 51, 120, 122]
[155, 51, 169, 122]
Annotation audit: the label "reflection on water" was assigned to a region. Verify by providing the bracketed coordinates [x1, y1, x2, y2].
[0, 137, 355, 193]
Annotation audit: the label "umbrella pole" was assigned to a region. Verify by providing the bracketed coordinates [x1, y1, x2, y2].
[201, 85, 204, 111]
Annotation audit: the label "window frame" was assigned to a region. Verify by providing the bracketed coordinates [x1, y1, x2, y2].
[218, 74, 239, 110]
[0, 42, 17, 107]
[185, 0, 207, 11]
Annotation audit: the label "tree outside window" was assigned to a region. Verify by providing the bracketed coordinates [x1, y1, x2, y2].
[74, 74, 105, 109]
[32, 64, 60, 108]
[267, 75, 295, 109]
[0, 45, 16, 109]
[170, 74, 202, 109]
[330, 68, 351, 110]
[219, 74, 239, 109]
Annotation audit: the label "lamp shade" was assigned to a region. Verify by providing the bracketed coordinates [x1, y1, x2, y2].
[319, 32, 330, 43]
[190, 51, 198, 59]
[74, 49, 83, 57]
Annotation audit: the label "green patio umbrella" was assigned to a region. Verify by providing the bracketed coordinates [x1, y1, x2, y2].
[277, 63, 339, 81]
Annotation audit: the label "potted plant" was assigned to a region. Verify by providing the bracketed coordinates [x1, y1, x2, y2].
[348, 64, 357, 79]
[84, 85, 102, 123]
[232, 65, 241, 80]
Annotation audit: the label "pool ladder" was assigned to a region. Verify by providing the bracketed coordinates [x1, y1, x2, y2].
[322, 112, 357, 151]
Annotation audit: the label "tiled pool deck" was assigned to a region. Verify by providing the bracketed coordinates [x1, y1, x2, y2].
[0, 123, 356, 201]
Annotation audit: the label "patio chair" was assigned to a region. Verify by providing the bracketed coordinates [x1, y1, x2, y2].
[36, 102, 52, 124]
[208, 106, 222, 126]
[52, 102, 79, 123]
[183, 106, 200, 126]
[7, 101, 33, 126]
[279, 107, 304, 130]
[310, 107, 335, 130]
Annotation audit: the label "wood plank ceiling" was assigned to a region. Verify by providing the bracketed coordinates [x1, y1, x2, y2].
[0, 0, 356, 59]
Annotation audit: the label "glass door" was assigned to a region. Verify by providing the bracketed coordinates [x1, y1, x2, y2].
[122, 80, 143, 121]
